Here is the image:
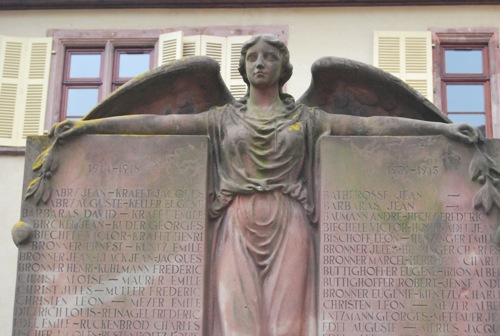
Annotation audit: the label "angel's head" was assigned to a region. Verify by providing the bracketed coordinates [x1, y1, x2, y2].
[238, 34, 293, 89]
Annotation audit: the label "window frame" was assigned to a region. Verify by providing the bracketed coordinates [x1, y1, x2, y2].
[431, 28, 499, 138]
[441, 45, 489, 78]
[440, 44, 491, 135]
[61, 48, 105, 120]
[64, 48, 105, 83]
[59, 46, 155, 120]
[46, 29, 162, 129]
[112, 47, 155, 90]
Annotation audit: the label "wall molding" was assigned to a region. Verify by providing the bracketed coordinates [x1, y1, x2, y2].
[2, 0, 500, 10]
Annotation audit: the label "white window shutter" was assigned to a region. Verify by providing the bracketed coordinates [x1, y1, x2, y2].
[158, 31, 183, 66]
[23, 39, 52, 141]
[0, 36, 22, 146]
[183, 35, 201, 58]
[225, 35, 251, 100]
[200, 35, 227, 79]
[0, 36, 51, 147]
[157, 33, 251, 99]
[374, 31, 433, 102]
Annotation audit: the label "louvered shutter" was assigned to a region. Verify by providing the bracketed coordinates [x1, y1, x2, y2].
[158, 31, 183, 66]
[374, 31, 433, 102]
[200, 36, 226, 79]
[157, 33, 250, 99]
[0, 36, 51, 147]
[225, 36, 251, 100]
[183, 35, 201, 58]
[164, 34, 227, 86]
[23, 39, 52, 141]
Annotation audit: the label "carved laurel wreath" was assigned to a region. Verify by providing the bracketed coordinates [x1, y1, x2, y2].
[25, 139, 58, 205]
[469, 140, 500, 244]
[469, 141, 500, 213]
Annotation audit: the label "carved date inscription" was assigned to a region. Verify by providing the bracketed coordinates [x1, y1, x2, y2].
[14, 135, 208, 336]
[319, 136, 500, 336]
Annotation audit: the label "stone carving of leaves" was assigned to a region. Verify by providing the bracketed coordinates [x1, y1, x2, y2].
[469, 142, 500, 214]
[26, 141, 58, 205]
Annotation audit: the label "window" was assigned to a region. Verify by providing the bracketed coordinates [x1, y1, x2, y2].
[62, 49, 102, 120]
[432, 29, 499, 138]
[61, 47, 153, 120]
[440, 45, 490, 136]
[46, 29, 161, 126]
[113, 48, 153, 90]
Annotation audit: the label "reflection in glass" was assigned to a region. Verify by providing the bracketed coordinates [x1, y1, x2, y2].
[448, 113, 486, 136]
[447, 113, 485, 127]
[69, 54, 101, 78]
[446, 84, 484, 113]
[66, 88, 99, 119]
[118, 54, 150, 78]
[445, 49, 483, 74]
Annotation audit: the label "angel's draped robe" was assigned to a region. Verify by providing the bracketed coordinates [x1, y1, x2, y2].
[205, 104, 328, 336]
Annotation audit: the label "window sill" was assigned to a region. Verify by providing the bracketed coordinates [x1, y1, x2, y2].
[0, 147, 26, 156]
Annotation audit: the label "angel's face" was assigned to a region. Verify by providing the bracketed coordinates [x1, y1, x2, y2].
[245, 40, 283, 89]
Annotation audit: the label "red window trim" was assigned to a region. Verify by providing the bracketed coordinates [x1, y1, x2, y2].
[46, 30, 161, 126]
[61, 47, 158, 120]
[440, 45, 489, 80]
[431, 28, 499, 138]
[61, 48, 105, 120]
[64, 48, 105, 83]
[440, 45, 491, 135]
[442, 81, 491, 113]
[112, 48, 154, 90]
[61, 85, 102, 120]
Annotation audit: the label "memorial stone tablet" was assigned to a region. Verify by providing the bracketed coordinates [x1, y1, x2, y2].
[319, 136, 500, 336]
[13, 134, 500, 336]
[13, 135, 208, 336]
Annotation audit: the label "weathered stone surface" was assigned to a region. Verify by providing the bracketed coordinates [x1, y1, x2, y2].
[14, 135, 208, 335]
[13, 135, 500, 336]
[319, 136, 500, 335]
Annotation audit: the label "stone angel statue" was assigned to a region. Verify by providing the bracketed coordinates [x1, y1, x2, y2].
[23, 34, 490, 336]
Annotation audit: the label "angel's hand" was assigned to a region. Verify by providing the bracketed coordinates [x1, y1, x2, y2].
[446, 123, 482, 144]
[49, 120, 86, 141]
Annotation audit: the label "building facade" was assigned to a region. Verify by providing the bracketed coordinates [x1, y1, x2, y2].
[1, 1, 500, 332]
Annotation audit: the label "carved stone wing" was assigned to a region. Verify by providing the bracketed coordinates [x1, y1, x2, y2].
[297, 57, 449, 123]
[83, 56, 234, 120]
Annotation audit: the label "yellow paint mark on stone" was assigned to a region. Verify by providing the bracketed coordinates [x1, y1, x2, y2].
[288, 122, 301, 131]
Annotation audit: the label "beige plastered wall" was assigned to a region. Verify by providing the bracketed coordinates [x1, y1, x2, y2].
[1, 5, 500, 333]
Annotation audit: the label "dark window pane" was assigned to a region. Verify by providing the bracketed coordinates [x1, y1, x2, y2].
[446, 84, 485, 112]
[69, 54, 101, 78]
[445, 49, 483, 74]
[66, 88, 99, 118]
[118, 53, 150, 78]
